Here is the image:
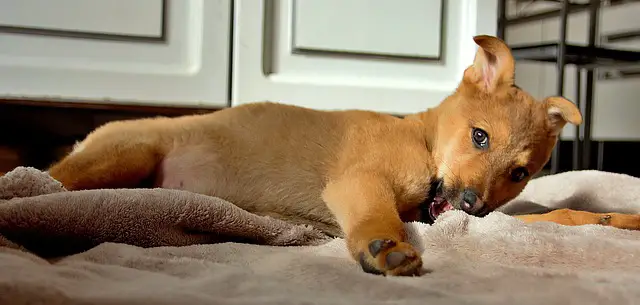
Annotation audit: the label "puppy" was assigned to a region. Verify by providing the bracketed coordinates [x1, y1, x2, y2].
[47, 35, 638, 276]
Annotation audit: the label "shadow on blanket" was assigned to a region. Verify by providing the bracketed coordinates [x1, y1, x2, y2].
[3, 167, 640, 305]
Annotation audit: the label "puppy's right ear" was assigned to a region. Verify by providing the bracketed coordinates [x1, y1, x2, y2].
[543, 97, 583, 136]
[463, 35, 516, 93]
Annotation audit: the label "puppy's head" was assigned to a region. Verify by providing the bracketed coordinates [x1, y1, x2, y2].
[421, 35, 582, 222]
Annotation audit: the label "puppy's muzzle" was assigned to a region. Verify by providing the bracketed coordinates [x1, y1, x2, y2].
[461, 188, 484, 215]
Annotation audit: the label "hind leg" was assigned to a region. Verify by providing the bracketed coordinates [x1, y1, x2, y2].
[515, 208, 640, 230]
[47, 133, 162, 191]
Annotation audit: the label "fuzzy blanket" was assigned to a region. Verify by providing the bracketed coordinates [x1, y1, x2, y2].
[2, 167, 640, 305]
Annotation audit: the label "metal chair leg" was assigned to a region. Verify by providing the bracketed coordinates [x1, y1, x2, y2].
[550, 0, 571, 174]
[572, 68, 583, 170]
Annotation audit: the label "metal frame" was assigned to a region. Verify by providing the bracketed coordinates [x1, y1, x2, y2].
[550, 0, 570, 174]
[581, 0, 600, 170]
[496, 0, 602, 174]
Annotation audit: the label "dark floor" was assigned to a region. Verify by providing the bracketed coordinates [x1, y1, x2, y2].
[0, 100, 216, 172]
[549, 140, 640, 177]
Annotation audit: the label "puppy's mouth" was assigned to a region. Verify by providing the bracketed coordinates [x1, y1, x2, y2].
[420, 180, 454, 224]
[419, 179, 495, 224]
[428, 196, 454, 221]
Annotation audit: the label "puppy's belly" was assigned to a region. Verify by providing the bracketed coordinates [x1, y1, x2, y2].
[154, 148, 221, 195]
[153, 147, 341, 235]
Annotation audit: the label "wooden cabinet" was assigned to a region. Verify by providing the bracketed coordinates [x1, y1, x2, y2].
[0, 0, 232, 108]
[0, 0, 498, 114]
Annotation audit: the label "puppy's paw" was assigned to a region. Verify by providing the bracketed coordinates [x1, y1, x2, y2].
[599, 213, 640, 230]
[357, 239, 423, 276]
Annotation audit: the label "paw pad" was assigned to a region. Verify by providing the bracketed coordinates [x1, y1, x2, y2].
[358, 239, 423, 276]
[368, 239, 395, 257]
[358, 252, 383, 275]
[385, 251, 408, 269]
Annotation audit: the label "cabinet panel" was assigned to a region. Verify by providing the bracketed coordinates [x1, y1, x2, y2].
[0, 0, 231, 108]
[0, 0, 163, 38]
[232, 0, 497, 114]
[293, 0, 443, 59]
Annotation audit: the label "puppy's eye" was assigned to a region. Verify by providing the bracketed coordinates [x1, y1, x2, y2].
[510, 167, 529, 182]
[471, 128, 489, 149]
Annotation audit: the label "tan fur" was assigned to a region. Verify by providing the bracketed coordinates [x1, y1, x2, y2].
[515, 209, 640, 230]
[47, 35, 628, 277]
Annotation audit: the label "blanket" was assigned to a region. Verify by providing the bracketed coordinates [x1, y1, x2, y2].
[2, 167, 640, 305]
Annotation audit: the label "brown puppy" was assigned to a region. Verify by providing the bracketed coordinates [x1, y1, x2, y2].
[46, 35, 638, 277]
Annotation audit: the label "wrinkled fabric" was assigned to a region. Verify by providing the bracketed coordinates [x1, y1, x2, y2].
[2, 167, 640, 305]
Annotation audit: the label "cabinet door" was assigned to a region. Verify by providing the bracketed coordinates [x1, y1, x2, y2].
[0, 0, 231, 108]
[232, 0, 497, 114]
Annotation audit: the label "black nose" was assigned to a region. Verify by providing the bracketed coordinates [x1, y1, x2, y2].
[461, 189, 479, 213]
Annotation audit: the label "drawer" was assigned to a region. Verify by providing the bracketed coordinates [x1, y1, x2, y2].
[0, 0, 164, 39]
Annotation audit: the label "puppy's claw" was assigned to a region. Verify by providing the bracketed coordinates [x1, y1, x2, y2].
[599, 215, 612, 225]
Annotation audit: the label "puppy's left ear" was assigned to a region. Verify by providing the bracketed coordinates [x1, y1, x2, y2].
[463, 35, 515, 93]
[543, 96, 583, 136]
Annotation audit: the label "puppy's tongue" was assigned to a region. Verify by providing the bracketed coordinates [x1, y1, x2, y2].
[430, 197, 453, 219]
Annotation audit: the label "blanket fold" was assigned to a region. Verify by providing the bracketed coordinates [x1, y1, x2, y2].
[2, 167, 640, 305]
[0, 167, 329, 258]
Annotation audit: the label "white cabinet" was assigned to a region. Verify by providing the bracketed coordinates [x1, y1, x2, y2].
[292, 0, 443, 59]
[0, 0, 497, 114]
[231, 0, 497, 115]
[0, 0, 164, 38]
[0, 0, 232, 108]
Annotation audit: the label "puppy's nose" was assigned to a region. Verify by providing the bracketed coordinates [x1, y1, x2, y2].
[461, 189, 483, 214]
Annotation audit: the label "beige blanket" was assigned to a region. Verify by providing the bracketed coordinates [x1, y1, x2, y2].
[2, 167, 640, 304]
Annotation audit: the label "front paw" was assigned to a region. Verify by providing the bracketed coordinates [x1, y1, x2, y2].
[357, 239, 423, 276]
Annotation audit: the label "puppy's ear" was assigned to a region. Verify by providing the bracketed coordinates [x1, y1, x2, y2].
[543, 96, 583, 136]
[463, 35, 515, 93]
